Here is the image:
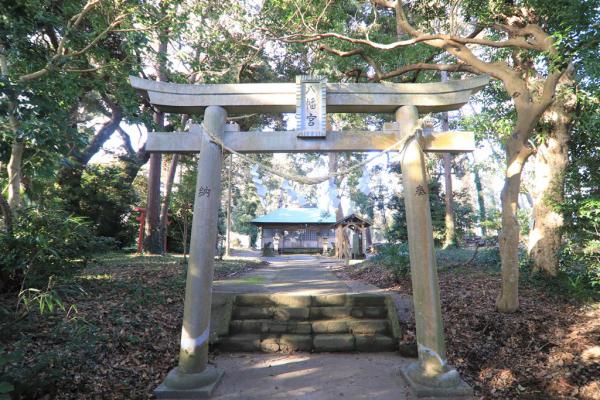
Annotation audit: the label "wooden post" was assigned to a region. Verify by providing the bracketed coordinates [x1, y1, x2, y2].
[225, 154, 232, 256]
[397, 106, 470, 396]
[361, 226, 367, 258]
[158, 106, 226, 396]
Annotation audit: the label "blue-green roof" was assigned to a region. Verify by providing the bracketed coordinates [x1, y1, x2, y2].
[252, 208, 335, 225]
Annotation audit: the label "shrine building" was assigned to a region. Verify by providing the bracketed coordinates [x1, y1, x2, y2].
[252, 207, 335, 254]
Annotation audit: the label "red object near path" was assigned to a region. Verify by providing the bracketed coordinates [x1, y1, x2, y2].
[134, 207, 146, 254]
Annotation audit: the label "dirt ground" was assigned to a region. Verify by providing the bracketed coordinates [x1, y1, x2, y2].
[1, 252, 598, 399]
[0, 253, 266, 400]
[341, 263, 600, 400]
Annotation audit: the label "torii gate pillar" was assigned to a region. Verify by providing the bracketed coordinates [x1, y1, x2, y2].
[397, 106, 471, 397]
[131, 74, 490, 398]
[156, 106, 226, 398]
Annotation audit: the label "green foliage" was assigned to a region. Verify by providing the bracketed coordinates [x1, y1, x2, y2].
[232, 199, 260, 248]
[0, 206, 114, 292]
[169, 162, 196, 253]
[0, 348, 22, 396]
[560, 88, 600, 295]
[371, 243, 411, 279]
[386, 176, 475, 245]
[368, 244, 504, 277]
[560, 198, 600, 291]
[77, 164, 139, 247]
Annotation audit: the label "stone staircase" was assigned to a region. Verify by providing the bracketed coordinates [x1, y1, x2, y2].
[214, 293, 402, 353]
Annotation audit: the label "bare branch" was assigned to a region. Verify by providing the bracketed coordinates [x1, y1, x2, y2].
[318, 45, 364, 57]
[69, 14, 128, 57]
[378, 62, 478, 80]
[532, 68, 569, 117]
[372, 0, 397, 8]
[117, 126, 135, 156]
[318, 45, 383, 80]
[18, 2, 130, 83]
[286, 30, 541, 51]
[318, 44, 475, 81]
[281, 31, 442, 49]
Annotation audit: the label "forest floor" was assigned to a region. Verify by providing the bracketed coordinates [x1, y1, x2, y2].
[339, 249, 600, 400]
[1, 249, 598, 399]
[0, 251, 266, 400]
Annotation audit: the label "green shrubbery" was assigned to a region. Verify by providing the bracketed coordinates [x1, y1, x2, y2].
[371, 243, 504, 280]
[77, 165, 139, 247]
[370, 243, 411, 279]
[386, 179, 476, 246]
[555, 197, 600, 299]
[0, 206, 114, 296]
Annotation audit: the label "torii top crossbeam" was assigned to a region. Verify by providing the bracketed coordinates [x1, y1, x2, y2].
[130, 75, 489, 155]
[130, 75, 488, 114]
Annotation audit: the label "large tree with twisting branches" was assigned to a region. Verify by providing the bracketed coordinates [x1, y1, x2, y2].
[264, 0, 598, 311]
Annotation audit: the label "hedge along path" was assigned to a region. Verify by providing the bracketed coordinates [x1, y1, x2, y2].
[203, 120, 426, 186]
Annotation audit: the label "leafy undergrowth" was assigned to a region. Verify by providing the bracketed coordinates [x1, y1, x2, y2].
[343, 260, 600, 400]
[0, 252, 265, 399]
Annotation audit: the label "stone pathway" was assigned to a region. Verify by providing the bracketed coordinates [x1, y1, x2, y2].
[214, 253, 413, 321]
[208, 252, 424, 400]
[210, 353, 415, 400]
[214, 254, 347, 294]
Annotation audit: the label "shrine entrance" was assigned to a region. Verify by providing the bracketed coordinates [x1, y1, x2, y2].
[130, 74, 488, 398]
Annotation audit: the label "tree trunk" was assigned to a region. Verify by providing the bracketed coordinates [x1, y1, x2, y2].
[528, 81, 575, 275]
[7, 140, 24, 210]
[117, 126, 150, 184]
[496, 133, 533, 313]
[143, 18, 169, 254]
[473, 163, 487, 236]
[0, 192, 12, 236]
[225, 155, 233, 256]
[183, 212, 189, 262]
[328, 151, 348, 258]
[144, 153, 163, 254]
[442, 152, 457, 248]
[365, 227, 372, 248]
[58, 98, 123, 210]
[440, 72, 456, 248]
[1, 46, 23, 211]
[160, 154, 179, 253]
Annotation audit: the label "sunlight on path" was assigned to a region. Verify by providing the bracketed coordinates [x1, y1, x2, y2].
[211, 352, 415, 400]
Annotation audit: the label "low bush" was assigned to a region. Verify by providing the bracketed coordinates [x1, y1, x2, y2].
[370, 243, 411, 279]
[0, 206, 115, 295]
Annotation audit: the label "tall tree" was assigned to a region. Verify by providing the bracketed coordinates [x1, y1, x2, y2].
[144, 4, 169, 254]
[472, 162, 487, 237]
[527, 74, 576, 275]
[441, 72, 457, 248]
[274, 0, 597, 311]
[0, 0, 136, 212]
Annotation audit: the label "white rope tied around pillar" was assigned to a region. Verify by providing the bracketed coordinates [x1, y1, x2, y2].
[203, 120, 426, 186]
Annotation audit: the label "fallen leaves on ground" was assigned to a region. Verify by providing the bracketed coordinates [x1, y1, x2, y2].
[341, 262, 600, 400]
[0, 253, 266, 399]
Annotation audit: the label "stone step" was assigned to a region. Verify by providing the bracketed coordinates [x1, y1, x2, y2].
[218, 333, 397, 353]
[230, 318, 390, 335]
[313, 319, 389, 334]
[232, 307, 310, 320]
[234, 293, 387, 308]
[230, 319, 313, 334]
[231, 306, 388, 321]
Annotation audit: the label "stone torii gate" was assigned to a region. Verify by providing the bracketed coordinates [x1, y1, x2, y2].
[130, 74, 488, 398]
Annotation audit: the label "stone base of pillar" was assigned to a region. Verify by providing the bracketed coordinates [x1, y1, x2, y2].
[400, 361, 472, 398]
[154, 365, 224, 399]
